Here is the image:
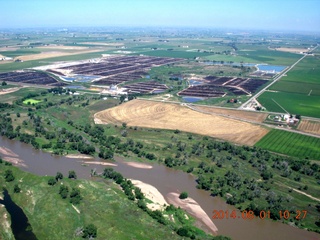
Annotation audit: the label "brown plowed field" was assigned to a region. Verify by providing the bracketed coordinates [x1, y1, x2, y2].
[298, 120, 320, 135]
[95, 99, 269, 146]
[191, 105, 268, 123]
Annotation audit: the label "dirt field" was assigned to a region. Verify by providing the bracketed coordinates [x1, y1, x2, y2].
[16, 49, 102, 61]
[95, 99, 269, 146]
[275, 47, 307, 53]
[191, 105, 268, 123]
[298, 120, 320, 135]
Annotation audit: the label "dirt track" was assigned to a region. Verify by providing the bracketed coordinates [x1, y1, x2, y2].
[95, 99, 269, 146]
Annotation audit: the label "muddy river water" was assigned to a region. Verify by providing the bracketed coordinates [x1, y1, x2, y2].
[0, 137, 319, 240]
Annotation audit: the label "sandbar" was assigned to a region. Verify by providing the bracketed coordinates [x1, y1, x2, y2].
[166, 192, 218, 234]
[83, 161, 117, 166]
[65, 154, 93, 159]
[130, 179, 168, 210]
[0, 147, 19, 157]
[125, 162, 153, 169]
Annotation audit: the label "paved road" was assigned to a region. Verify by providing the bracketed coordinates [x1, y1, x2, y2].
[238, 45, 319, 110]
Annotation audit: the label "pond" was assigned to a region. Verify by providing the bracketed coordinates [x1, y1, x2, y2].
[61, 75, 100, 82]
[182, 96, 205, 103]
[0, 189, 37, 240]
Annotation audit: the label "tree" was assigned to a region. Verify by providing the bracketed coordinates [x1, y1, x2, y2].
[1, 81, 7, 86]
[4, 169, 15, 182]
[48, 178, 57, 186]
[59, 185, 69, 199]
[82, 224, 97, 239]
[179, 192, 188, 199]
[68, 170, 77, 179]
[14, 184, 21, 193]
[55, 172, 63, 181]
[70, 187, 82, 204]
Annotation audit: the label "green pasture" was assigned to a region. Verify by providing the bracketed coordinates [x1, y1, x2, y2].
[280, 56, 320, 84]
[237, 49, 301, 65]
[258, 91, 320, 118]
[255, 129, 320, 160]
[0, 49, 41, 58]
[23, 98, 42, 105]
[269, 81, 320, 96]
[136, 50, 213, 59]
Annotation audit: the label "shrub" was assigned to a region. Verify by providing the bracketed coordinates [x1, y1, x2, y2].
[179, 192, 188, 199]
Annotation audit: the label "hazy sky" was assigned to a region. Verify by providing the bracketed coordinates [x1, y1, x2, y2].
[1, 0, 319, 32]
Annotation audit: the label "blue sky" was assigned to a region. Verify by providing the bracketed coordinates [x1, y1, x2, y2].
[1, 0, 319, 32]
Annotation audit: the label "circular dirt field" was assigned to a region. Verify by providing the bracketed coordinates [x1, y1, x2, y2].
[95, 99, 269, 146]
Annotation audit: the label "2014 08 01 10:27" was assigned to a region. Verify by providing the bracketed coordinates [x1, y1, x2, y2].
[212, 210, 307, 220]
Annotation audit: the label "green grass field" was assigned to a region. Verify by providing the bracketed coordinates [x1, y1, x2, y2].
[280, 56, 320, 84]
[23, 98, 42, 104]
[258, 91, 320, 118]
[255, 129, 320, 160]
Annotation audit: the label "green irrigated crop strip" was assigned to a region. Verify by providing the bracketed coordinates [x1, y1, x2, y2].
[255, 129, 320, 160]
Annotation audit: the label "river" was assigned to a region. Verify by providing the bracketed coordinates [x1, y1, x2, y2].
[0, 137, 319, 240]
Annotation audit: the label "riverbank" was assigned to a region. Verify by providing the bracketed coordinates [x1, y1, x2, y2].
[65, 154, 94, 159]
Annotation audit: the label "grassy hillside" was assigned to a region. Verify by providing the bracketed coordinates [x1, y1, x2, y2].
[0, 163, 194, 240]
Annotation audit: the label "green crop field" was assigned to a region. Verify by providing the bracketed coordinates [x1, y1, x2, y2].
[280, 56, 320, 84]
[261, 55, 320, 118]
[255, 129, 320, 160]
[269, 81, 320, 96]
[23, 98, 42, 104]
[258, 91, 320, 118]
[237, 49, 301, 65]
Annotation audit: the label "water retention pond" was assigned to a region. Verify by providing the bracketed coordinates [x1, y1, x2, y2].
[0, 137, 319, 240]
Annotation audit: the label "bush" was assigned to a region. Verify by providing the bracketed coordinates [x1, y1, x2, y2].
[179, 192, 188, 199]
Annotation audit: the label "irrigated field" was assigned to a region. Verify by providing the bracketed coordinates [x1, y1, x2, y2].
[259, 55, 320, 118]
[258, 91, 320, 118]
[95, 99, 269, 146]
[255, 129, 320, 160]
[298, 120, 320, 135]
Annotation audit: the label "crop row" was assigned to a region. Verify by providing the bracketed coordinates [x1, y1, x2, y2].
[255, 129, 320, 160]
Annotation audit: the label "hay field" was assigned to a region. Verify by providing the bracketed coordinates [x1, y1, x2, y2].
[298, 120, 320, 135]
[95, 99, 269, 145]
[275, 47, 307, 53]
